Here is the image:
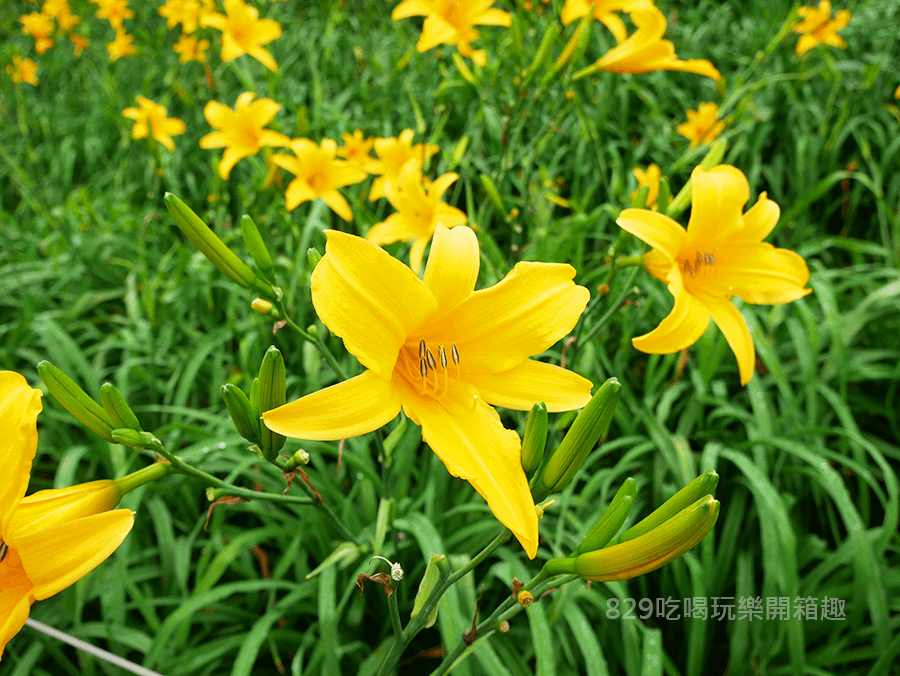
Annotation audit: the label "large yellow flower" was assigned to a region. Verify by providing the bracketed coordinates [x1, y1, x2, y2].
[589, 6, 720, 80]
[617, 166, 811, 385]
[367, 162, 467, 274]
[199, 92, 292, 180]
[368, 130, 440, 201]
[793, 1, 850, 56]
[392, 0, 511, 66]
[201, 0, 282, 71]
[0, 372, 134, 661]
[263, 226, 592, 557]
[122, 96, 186, 152]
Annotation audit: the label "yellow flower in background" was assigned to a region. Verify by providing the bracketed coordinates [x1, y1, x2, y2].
[392, 0, 511, 66]
[122, 96, 186, 152]
[93, 0, 134, 29]
[263, 225, 593, 558]
[272, 139, 368, 220]
[793, 1, 850, 56]
[173, 33, 210, 63]
[630, 164, 668, 210]
[617, 165, 812, 385]
[159, 0, 216, 34]
[677, 102, 725, 147]
[0, 372, 134, 662]
[895, 84, 900, 99]
[107, 29, 135, 61]
[6, 56, 39, 86]
[368, 130, 440, 201]
[589, 6, 720, 80]
[337, 130, 378, 172]
[560, 0, 653, 41]
[43, 0, 80, 31]
[70, 33, 89, 56]
[20, 13, 55, 54]
[201, 0, 282, 71]
[367, 162, 468, 274]
[199, 92, 292, 179]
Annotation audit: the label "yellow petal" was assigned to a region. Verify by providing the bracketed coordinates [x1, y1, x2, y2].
[422, 225, 480, 318]
[467, 359, 593, 412]
[409, 238, 429, 276]
[367, 215, 421, 245]
[617, 209, 685, 262]
[417, 17, 457, 53]
[312, 231, 437, 379]
[262, 370, 402, 440]
[632, 275, 710, 353]
[704, 296, 755, 385]
[0, 372, 42, 533]
[392, 0, 433, 20]
[319, 190, 354, 222]
[438, 262, 589, 374]
[718, 243, 812, 305]
[736, 192, 780, 243]
[9, 481, 123, 537]
[16, 510, 134, 600]
[0, 588, 33, 661]
[404, 393, 538, 558]
[686, 165, 749, 245]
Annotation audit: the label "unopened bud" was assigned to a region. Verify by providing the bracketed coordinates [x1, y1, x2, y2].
[307, 247, 322, 269]
[575, 477, 636, 555]
[110, 428, 158, 450]
[99, 382, 141, 431]
[222, 383, 260, 444]
[240, 214, 276, 281]
[521, 402, 548, 476]
[258, 346, 286, 460]
[38, 361, 116, 442]
[517, 590, 534, 606]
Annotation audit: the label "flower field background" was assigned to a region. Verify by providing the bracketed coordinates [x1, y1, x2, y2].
[2, 0, 899, 675]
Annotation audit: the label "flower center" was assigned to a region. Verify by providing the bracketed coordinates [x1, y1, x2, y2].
[396, 339, 461, 399]
[679, 250, 715, 286]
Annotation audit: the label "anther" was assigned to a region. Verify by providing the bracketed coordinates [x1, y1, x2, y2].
[418, 339, 426, 359]
[426, 349, 437, 371]
[451, 343, 460, 365]
[439, 345, 448, 369]
[0, 539, 8, 563]
[420, 357, 428, 378]
[695, 251, 702, 268]
[705, 252, 715, 265]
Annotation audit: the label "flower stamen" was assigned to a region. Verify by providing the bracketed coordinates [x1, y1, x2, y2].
[681, 250, 715, 279]
[0, 538, 8, 563]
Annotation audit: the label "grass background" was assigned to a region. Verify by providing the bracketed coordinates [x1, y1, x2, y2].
[1, 0, 899, 674]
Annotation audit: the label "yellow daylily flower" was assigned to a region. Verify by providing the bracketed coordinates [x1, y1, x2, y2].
[793, 1, 851, 56]
[272, 138, 368, 221]
[20, 13, 54, 54]
[122, 96, 186, 152]
[0, 372, 134, 661]
[337, 130, 378, 173]
[392, 0, 511, 66]
[263, 225, 593, 557]
[159, 0, 216, 34]
[173, 34, 210, 63]
[107, 29, 136, 62]
[586, 6, 720, 80]
[93, 0, 134, 30]
[367, 162, 468, 274]
[199, 92, 292, 180]
[6, 56, 39, 86]
[617, 165, 812, 385]
[560, 0, 654, 42]
[630, 163, 670, 210]
[368, 130, 440, 201]
[201, 0, 282, 71]
[677, 102, 725, 148]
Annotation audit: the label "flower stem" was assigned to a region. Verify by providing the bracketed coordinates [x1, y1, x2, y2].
[387, 585, 404, 645]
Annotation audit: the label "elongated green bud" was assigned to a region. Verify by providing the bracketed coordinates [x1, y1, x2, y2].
[521, 402, 548, 476]
[307, 247, 323, 269]
[630, 185, 651, 209]
[100, 383, 141, 431]
[248, 377, 261, 423]
[656, 177, 671, 215]
[240, 214, 276, 281]
[305, 542, 364, 580]
[479, 174, 506, 214]
[575, 477, 636, 555]
[611, 470, 719, 546]
[222, 383, 260, 444]
[411, 554, 450, 628]
[448, 135, 469, 171]
[38, 361, 116, 442]
[532, 378, 620, 501]
[110, 428, 157, 450]
[523, 23, 559, 85]
[258, 346, 286, 460]
[164, 194, 272, 297]
[544, 495, 720, 581]
[700, 139, 728, 171]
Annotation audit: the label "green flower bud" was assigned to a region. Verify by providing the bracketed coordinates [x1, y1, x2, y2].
[37, 361, 116, 442]
[258, 346, 286, 460]
[532, 378, 620, 501]
[240, 214, 276, 281]
[479, 174, 506, 215]
[544, 495, 720, 581]
[521, 402, 548, 476]
[411, 554, 450, 628]
[164, 194, 272, 298]
[575, 477, 636, 555]
[110, 428, 158, 450]
[100, 383, 141, 431]
[523, 23, 559, 86]
[656, 177, 671, 215]
[305, 542, 364, 580]
[222, 383, 260, 444]
[307, 247, 323, 269]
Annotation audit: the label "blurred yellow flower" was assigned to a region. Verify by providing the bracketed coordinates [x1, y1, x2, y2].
[0, 371, 134, 662]
[93, 0, 134, 30]
[677, 102, 725, 147]
[617, 165, 812, 385]
[588, 6, 720, 80]
[630, 164, 670, 210]
[262, 225, 593, 559]
[793, 1, 850, 56]
[20, 12, 55, 54]
[895, 84, 900, 99]
[159, 0, 215, 34]
[561, 0, 653, 41]
[122, 96, 186, 152]
[368, 129, 440, 201]
[43, 0, 80, 30]
[272, 138, 368, 220]
[201, 0, 282, 71]
[199, 92, 292, 179]
[367, 162, 468, 274]
[173, 33, 210, 63]
[70, 33, 89, 56]
[337, 130, 378, 172]
[392, 0, 511, 66]
[6, 56, 39, 86]
[107, 29, 135, 61]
